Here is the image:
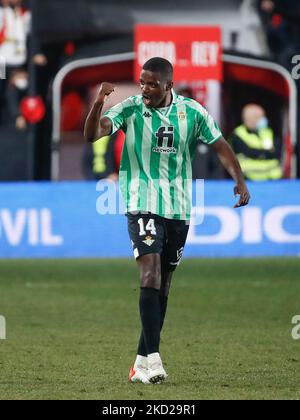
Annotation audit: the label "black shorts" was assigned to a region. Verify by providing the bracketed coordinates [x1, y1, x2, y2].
[127, 212, 190, 272]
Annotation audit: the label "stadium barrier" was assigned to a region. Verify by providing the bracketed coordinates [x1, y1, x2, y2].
[0, 180, 299, 258]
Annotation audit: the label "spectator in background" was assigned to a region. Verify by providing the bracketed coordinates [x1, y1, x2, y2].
[231, 104, 282, 181]
[82, 130, 125, 181]
[0, 0, 13, 120]
[5, 68, 28, 130]
[0, 0, 31, 126]
[0, 0, 30, 69]
[0, 0, 9, 47]
[0, 0, 47, 123]
[257, 0, 289, 64]
[257, 0, 300, 69]
[239, 0, 269, 56]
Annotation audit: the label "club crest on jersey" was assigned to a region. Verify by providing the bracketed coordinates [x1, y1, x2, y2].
[153, 126, 177, 154]
[143, 236, 155, 246]
[178, 111, 186, 121]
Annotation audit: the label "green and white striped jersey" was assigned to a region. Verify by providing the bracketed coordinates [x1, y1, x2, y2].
[104, 90, 222, 220]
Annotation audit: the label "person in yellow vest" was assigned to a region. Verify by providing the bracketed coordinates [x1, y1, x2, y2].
[231, 104, 282, 181]
[82, 133, 118, 181]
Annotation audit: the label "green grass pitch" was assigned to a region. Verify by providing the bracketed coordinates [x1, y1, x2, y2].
[0, 258, 300, 400]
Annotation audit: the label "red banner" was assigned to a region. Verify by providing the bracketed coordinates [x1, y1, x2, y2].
[134, 25, 222, 82]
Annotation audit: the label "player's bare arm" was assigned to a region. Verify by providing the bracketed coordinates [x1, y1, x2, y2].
[84, 82, 115, 143]
[213, 136, 250, 208]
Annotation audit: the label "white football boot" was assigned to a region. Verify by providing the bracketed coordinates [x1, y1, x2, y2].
[147, 352, 168, 384]
[129, 355, 150, 384]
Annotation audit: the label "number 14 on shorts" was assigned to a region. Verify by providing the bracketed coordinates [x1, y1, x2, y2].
[138, 218, 157, 236]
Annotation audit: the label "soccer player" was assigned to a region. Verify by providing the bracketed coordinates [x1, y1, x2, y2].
[84, 57, 250, 384]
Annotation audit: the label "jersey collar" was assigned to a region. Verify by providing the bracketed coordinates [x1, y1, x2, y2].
[162, 89, 176, 117]
[144, 90, 177, 118]
[155, 90, 177, 118]
[171, 89, 178, 104]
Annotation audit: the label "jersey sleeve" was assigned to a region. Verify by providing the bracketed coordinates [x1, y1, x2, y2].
[103, 102, 125, 135]
[195, 105, 222, 145]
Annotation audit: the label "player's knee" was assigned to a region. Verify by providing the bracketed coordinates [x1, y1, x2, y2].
[140, 268, 161, 289]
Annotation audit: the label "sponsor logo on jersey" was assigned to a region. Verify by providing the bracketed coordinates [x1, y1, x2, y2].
[152, 146, 177, 154]
[153, 126, 177, 154]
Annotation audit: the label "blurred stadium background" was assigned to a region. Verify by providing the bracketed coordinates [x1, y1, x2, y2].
[1, 0, 300, 400]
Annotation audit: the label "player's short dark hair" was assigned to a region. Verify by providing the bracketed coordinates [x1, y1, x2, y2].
[142, 57, 173, 82]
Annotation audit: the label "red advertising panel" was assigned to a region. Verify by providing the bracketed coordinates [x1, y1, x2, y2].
[134, 25, 223, 82]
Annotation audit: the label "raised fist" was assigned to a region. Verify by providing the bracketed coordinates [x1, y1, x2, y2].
[96, 82, 115, 103]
